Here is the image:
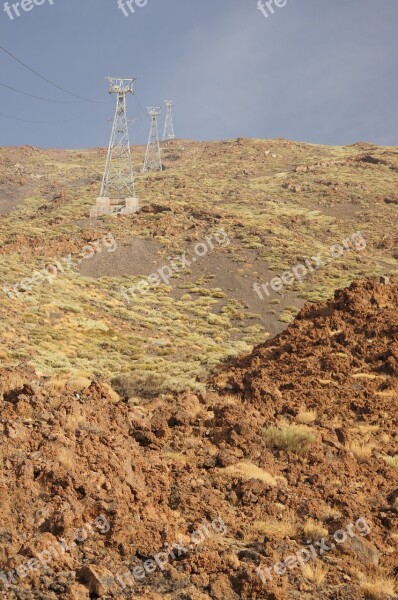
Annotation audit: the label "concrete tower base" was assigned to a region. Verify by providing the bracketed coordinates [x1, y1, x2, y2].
[91, 197, 140, 217]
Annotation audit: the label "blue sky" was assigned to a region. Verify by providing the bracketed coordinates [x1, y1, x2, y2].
[0, 0, 397, 148]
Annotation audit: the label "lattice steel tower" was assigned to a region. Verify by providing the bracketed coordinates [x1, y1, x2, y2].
[99, 77, 136, 200]
[163, 100, 176, 141]
[143, 107, 162, 173]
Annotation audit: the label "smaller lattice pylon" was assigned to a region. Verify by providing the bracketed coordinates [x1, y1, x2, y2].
[143, 107, 162, 173]
[163, 100, 176, 141]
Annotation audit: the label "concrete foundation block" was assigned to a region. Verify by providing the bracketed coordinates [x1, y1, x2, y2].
[125, 197, 139, 210]
[96, 197, 111, 209]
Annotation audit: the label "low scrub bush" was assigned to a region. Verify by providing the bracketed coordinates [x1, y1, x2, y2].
[263, 424, 316, 455]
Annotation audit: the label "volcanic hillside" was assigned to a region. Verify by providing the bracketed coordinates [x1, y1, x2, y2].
[0, 139, 397, 396]
[0, 278, 397, 600]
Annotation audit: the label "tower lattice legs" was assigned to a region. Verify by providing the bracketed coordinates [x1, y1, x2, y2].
[163, 100, 176, 141]
[143, 107, 162, 173]
[95, 77, 139, 215]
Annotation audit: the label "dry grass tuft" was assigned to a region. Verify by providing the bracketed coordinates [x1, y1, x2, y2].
[318, 504, 342, 522]
[223, 462, 277, 486]
[64, 376, 92, 392]
[161, 451, 189, 466]
[301, 562, 328, 585]
[385, 455, 398, 469]
[296, 410, 317, 424]
[112, 370, 202, 399]
[360, 578, 396, 599]
[252, 511, 297, 539]
[303, 519, 328, 541]
[346, 441, 374, 463]
[101, 382, 121, 404]
[356, 423, 380, 434]
[62, 412, 87, 433]
[43, 376, 68, 393]
[57, 448, 75, 470]
[263, 424, 316, 455]
[221, 393, 241, 405]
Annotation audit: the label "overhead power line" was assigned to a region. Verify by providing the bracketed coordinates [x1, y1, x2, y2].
[0, 81, 80, 104]
[0, 44, 104, 104]
[0, 111, 73, 124]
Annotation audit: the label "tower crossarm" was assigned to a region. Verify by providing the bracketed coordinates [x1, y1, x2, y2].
[106, 77, 136, 95]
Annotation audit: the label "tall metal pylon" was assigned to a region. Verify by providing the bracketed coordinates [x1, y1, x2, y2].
[143, 107, 162, 173]
[99, 77, 136, 200]
[163, 100, 176, 141]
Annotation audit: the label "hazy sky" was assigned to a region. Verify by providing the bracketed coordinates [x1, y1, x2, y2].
[0, 0, 397, 148]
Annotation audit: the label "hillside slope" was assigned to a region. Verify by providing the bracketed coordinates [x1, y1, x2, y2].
[0, 139, 397, 395]
[0, 278, 397, 599]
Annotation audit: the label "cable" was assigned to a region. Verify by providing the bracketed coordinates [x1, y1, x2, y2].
[132, 95, 148, 137]
[0, 81, 81, 104]
[0, 111, 116, 125]
[0, 111, 74, 124]
[135, 94, 147, 118]
[0, 44, 104, 104]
